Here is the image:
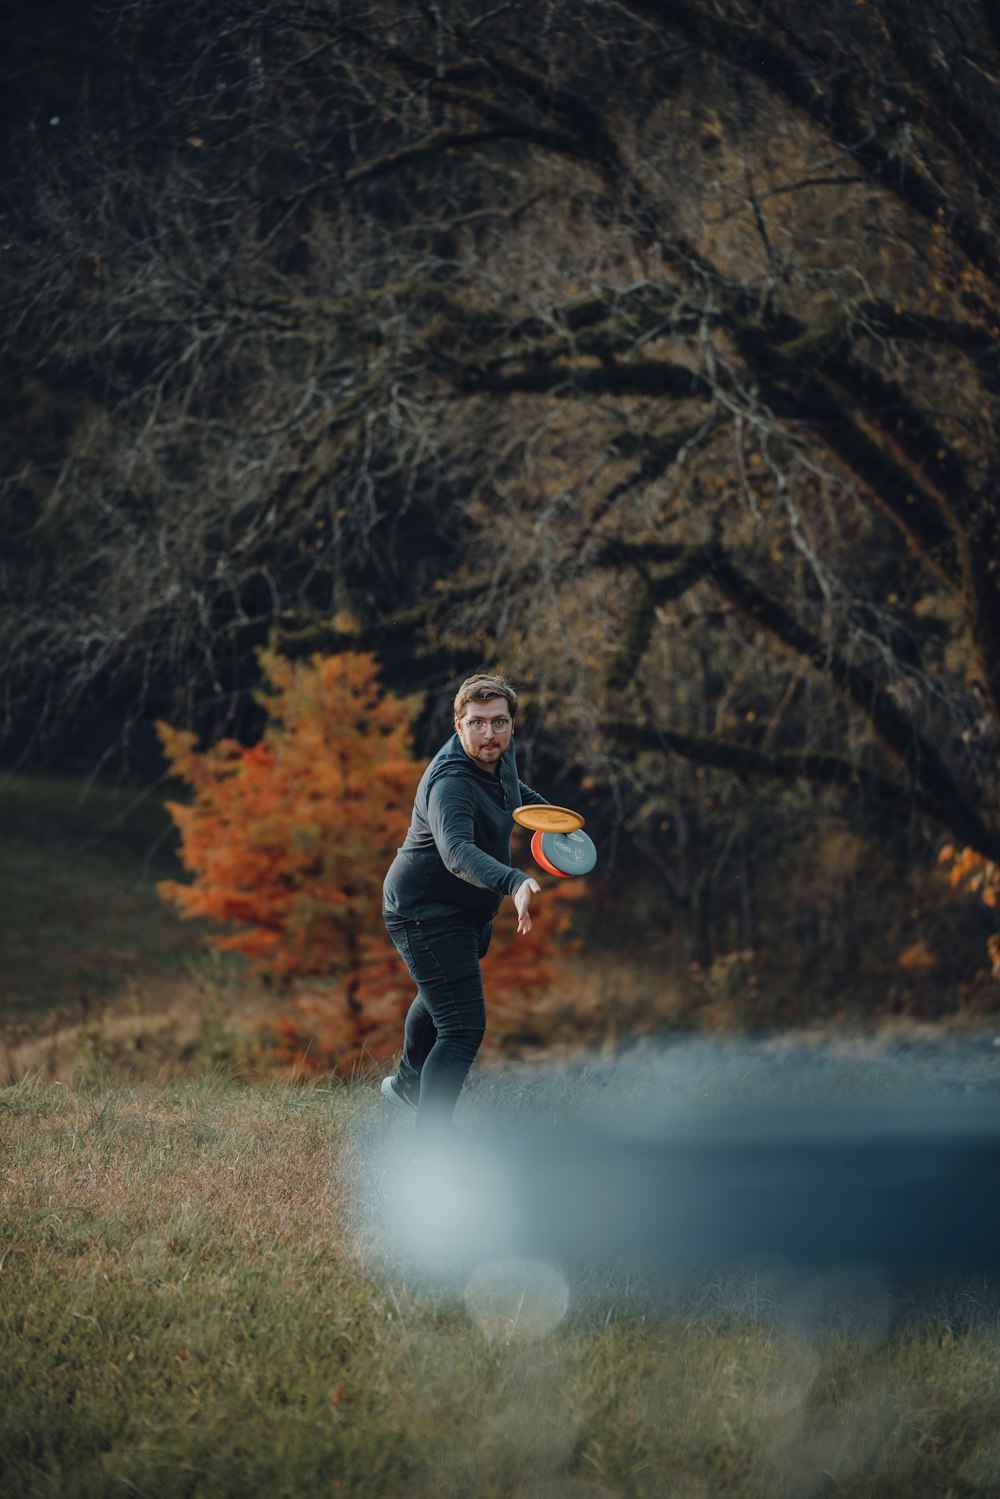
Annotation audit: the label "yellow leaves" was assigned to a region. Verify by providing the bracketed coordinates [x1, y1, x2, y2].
[988, 935, 1000, 981]
[155, 721, 198, 768]
[897, 939, 935, 974]
[939, 843, 1000, 910]
[944, 843, 986, 889]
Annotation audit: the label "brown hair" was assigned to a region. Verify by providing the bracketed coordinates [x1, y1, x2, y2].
[453, 673, 518, 721]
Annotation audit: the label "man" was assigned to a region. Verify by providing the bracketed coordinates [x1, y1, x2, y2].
[381, 672, 546, 1153]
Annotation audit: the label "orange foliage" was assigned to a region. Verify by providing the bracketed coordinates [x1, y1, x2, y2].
[938, 844, 1000, 979]
[158, 650, 422, 1069]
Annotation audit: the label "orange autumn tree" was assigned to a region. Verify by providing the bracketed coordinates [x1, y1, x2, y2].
[157, 649, 422, 1069]
[157, 648, 580, 1074]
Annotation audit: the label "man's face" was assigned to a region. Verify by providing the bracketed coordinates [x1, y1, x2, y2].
[454, 696, 514, 773]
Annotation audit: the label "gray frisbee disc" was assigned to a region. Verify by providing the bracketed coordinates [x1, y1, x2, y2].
[535, 828, 597, 878]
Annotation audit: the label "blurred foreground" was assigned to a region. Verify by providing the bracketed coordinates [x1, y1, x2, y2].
[3, 1042, 1000, 1497]
[371, 1033, 1000, 1305]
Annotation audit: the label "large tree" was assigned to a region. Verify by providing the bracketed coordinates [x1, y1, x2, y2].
[0, 0, 466, 767]
[3, 1, 999, 979]
[313, 0, 1000, 868]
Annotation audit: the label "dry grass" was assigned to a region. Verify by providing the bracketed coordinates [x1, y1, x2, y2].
[0, 970, 275, 1085]
[0, 938, 681, 1087]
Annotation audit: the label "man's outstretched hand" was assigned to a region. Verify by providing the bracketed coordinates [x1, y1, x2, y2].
[513, 876, 542, 935]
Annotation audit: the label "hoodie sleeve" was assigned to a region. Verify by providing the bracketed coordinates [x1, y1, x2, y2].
[426, 779, 527, 896]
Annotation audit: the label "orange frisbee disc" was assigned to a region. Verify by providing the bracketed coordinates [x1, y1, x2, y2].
[512, 804, 585, 833]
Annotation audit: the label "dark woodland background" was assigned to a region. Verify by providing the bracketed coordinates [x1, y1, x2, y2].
[3, 0, 1000, 1028]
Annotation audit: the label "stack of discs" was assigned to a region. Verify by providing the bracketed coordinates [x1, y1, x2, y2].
[530, 827, 598, 879]
[512, 804, 598, 880]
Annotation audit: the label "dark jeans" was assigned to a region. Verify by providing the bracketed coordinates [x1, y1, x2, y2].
[383, 910, 493, 1143]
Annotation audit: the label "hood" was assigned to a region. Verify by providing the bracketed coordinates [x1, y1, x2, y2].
[425, 732, 516, 797]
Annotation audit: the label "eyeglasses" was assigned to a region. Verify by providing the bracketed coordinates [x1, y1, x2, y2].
[463, 716, 511, 734]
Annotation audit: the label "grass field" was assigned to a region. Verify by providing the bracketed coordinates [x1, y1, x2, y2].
[3, 772, 999, 1496]
[0, 772, 197, 1023]
[2, 1068, 999, 1499]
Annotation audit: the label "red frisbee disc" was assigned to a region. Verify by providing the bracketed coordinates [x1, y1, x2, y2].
[531, 829, 569, 878]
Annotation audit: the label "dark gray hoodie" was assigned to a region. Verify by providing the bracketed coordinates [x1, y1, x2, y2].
[382, 732, 548, 922]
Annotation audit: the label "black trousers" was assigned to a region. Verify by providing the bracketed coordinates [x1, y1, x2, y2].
[383, 910, 493, 1144]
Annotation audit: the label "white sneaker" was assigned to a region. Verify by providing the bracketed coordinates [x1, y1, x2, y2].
[381, 1074, 418, 1113]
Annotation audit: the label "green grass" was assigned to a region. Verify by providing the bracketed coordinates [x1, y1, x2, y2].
[2, 1071, 999, 1498]
[0, 772, 200, 1021]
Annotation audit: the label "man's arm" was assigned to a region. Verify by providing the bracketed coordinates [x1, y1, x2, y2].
[426, 781, 527, 896]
